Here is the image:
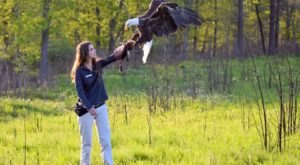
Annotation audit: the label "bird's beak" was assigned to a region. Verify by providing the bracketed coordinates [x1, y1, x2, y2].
[124, 24, 128, 31]
[124, 18, 139, 31]
[142, 40, 153, 64]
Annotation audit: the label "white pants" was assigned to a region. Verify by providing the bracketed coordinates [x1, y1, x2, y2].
[78, 104, 113, 165]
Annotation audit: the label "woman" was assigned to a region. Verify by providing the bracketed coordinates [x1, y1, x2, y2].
[70, 41, 127, 165]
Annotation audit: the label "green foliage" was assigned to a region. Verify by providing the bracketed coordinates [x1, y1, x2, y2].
[1, 0, 300, 76]
[48, 38, 74, 61]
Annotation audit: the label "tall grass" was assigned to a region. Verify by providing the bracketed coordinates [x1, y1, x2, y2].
[0, 56, 299, 164]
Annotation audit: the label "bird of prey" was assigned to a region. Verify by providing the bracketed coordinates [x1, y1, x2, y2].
[124, 0, 203, 63]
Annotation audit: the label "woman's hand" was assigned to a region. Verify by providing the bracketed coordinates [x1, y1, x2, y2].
[113, 44, 127, 60]
[88, 107, 97, 116]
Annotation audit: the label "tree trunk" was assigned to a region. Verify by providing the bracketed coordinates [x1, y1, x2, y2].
[254, 2, 266, 54]
[237, 0, 244, 57]
[192, 0, 199, 55]
[181, 0, 192, 59]
[108, 0, 125, 52]
[213, 0, 218, 57]
[73, 3, 80, 46]
[108, 18, 116, 52]
[40, 28, 49, 83]
[274, 0, 280, 50]
[74, 30, 80, 46]
[39, 0, 51, 83]
[285, 7, 294, 42]
[181, 29, 189, 59]
[95, 6, 101, 52]
[268, 0, 276, 55]
[193, 27, 198, 55]
[201, 25, 209, 53]
[2, 21, 10, 51]
[292, 11, 298, 55]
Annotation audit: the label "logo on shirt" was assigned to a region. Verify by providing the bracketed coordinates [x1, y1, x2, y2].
[85, 74, 92, 78]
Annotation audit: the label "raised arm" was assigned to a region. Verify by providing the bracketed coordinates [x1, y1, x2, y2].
[96, 44, 128, 68]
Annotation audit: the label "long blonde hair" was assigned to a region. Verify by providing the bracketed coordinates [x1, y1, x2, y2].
[70, 41, 93, 83]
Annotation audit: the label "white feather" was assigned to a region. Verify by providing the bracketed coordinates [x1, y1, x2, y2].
[125, 18, 139, 27]
[142, 40, 153, 64]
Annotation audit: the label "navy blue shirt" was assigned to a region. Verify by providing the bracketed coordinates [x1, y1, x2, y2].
[75, 54, 117, 110]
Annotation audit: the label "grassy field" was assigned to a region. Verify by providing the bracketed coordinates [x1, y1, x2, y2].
[0, 56, 300, 164]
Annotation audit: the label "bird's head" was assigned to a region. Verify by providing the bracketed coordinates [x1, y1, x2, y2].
[124, 18, 139, 30]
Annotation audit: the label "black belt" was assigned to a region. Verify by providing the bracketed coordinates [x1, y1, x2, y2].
[94, 102, 105, 108]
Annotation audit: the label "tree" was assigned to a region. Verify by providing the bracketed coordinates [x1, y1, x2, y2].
[213, 0, 218, 57]
[268, 0, 276, 55]
[254, 0, 267, 54]
[95, 5, 101, 51]
[274, 0, 280, 49]
[39, 0, 52, 83]
[237, 0, 244, 56]
[108, 0, 126, 52]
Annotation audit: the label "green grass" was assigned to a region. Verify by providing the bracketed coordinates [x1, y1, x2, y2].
[0, 56, 300, 164]
[1, 97, 299, 164]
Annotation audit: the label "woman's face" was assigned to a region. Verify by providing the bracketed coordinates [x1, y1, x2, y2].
[88, 44, 97, 59]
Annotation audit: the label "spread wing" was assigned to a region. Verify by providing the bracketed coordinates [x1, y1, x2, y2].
[128, 0, 166, 46]
[139, 0, 166, 19]
[144, 2, 203, 40]
[128, 2, 203, 49]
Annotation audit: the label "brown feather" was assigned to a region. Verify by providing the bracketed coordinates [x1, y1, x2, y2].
[139, 0, 166, 19]
[127, 1, 203, 49]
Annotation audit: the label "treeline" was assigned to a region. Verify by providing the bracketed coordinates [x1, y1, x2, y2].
[0, 0, 299, 90]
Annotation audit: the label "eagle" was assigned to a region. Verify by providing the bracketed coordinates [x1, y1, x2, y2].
[124, 0, 203, 63]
